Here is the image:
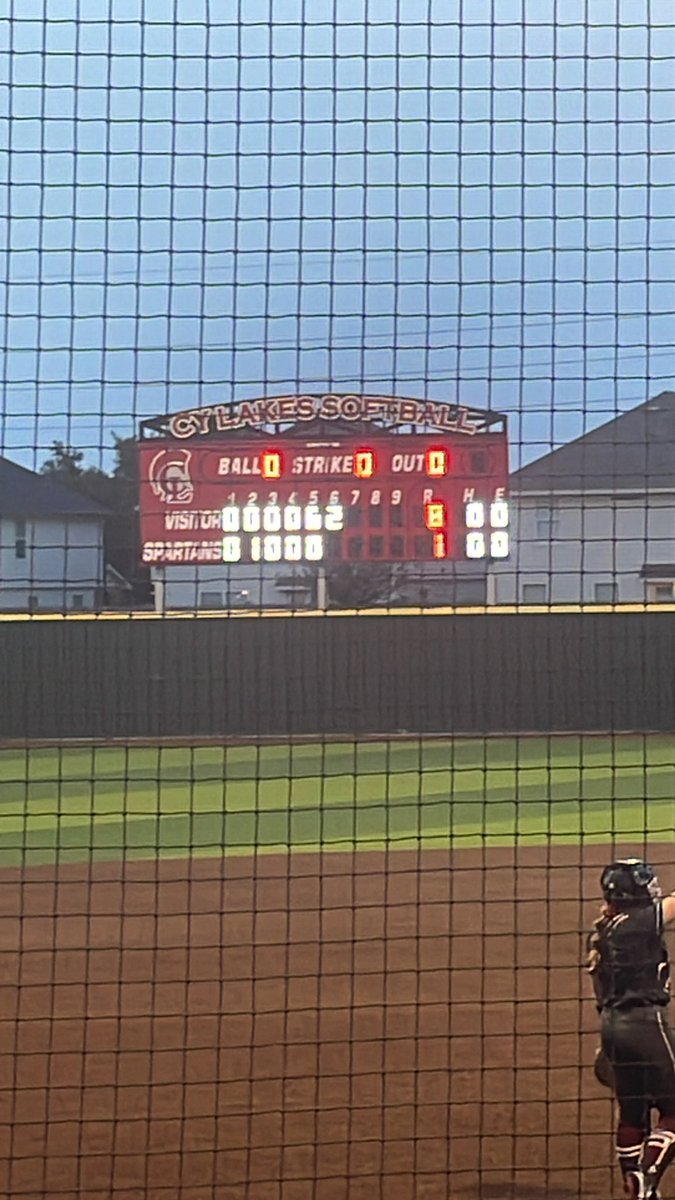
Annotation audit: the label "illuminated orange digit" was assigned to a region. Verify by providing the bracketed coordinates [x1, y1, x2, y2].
[424, 500, 446, 529]
[354, 450, 375, 479]
[261, 451, 282, 480]
[426, 448, 449, 477]
[433, 532, 447, 559]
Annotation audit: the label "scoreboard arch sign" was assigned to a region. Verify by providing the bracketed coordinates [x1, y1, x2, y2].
[138, 395, 510, 567]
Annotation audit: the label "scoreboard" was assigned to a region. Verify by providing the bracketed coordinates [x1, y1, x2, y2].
[139, 429, 510, 566]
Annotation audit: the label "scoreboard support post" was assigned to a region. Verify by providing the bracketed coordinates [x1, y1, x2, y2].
[485, 572, 497, 606]
[153, 568, 165, 615]
[316, 566, 328, 612]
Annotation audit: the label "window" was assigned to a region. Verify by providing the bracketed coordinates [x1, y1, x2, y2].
[199, 591, 223, 609]
[522, 583, 547, 604]
[27, 594, 39, 612]
[652, 583, 674, 603]
[71, 594, 85, 610]
[15, 519, 27, 560]
[535, 507, 559, 540]
[594, 583, 618, 604]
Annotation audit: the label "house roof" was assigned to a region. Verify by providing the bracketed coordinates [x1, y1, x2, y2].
[0, 456, 108, 518]
[640, 564, 675, 580]
[512, 390, 675, 493]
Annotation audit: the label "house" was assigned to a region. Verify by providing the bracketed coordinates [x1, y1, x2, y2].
[0, 457, 107, 611]
[491, 390, 675, 605]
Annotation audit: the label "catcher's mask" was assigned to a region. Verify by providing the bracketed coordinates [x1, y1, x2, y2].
[600, 858, 661, 906]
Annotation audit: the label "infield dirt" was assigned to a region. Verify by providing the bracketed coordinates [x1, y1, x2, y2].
[1, 842, 672, 1200]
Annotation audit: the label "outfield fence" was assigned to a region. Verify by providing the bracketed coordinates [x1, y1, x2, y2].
[2, 609, 674, 741]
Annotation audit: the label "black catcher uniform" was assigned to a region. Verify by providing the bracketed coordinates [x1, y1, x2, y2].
[588, 860, 675, 1200]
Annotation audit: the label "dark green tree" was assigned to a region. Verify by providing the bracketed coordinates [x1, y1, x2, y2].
[296, 562, 407, 609]
[325, 562, 406, 608]
[40, 442, 86, 487]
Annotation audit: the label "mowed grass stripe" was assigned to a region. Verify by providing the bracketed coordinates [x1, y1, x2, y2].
[0, 736, 673, 868]
[3, 794, 675, 870]
[0, 763, 667, 830]
[2, 733, 674, 785]
[1, 764, 673, 822]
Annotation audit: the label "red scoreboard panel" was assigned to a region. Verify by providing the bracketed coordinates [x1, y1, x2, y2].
[139, 432, 510, 566]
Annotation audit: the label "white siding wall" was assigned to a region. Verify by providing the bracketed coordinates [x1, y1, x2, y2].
[159, 563, 312, 610]
[492, 492, 675, 603]
[0, 517, 105, 610]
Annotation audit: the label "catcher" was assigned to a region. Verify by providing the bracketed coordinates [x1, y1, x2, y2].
[587, 859, 675, 1200]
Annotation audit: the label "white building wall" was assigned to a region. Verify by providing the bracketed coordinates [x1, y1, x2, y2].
[493, 492, 675, 604]
[0, 516, 105, 610]
[158, 562, 313, 610]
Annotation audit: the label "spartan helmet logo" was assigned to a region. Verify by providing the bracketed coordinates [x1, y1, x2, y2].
[148, 448, 194, 505]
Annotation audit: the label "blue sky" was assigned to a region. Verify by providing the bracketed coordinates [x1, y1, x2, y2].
[0, 0, 673, 471]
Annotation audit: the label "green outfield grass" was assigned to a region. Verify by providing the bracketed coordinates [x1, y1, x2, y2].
[0, 735, 673, 868]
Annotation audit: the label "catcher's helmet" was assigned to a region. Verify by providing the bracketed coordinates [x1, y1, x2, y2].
[600, 858, 660, 905]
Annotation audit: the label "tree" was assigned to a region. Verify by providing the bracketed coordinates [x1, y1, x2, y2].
[40, 442, 85, 487]
[105, 436, 148, 598]
[326, 562, 408, 608]
[41, 438, 150, 605]
[295, 561, 408, 609]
